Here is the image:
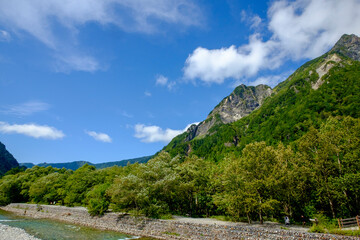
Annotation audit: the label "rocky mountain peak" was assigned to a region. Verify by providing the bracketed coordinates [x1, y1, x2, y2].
[330, 34, 360, 61]
[185, 84, 272, 141]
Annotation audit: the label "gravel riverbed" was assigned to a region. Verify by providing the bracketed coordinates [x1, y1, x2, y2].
[0, 223, 40, 240]
[2, 204, 358, 240]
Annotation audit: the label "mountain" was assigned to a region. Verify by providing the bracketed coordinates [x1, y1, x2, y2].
[20, 155, 152, 171]
[0, 142, 19, 175]
[164, 34, 360, 161]
[185, 84, 272, 141]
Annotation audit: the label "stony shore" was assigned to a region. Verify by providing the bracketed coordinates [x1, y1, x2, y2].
[1, 203, 357, 240]
[0, 223, 40, 240]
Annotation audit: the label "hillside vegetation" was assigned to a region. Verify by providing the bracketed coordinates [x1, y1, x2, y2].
[0, 142, 19, 176]
[21, 156, 152, 171]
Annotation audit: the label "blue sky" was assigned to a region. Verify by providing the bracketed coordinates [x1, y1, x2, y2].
[1, 0, 360, 164]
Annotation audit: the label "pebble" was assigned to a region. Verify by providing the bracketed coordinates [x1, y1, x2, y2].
[0, 223, 40, 240]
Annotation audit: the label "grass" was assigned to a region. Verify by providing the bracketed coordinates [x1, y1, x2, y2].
[210, 215, 234, 222]
[162, 231, 180, 236]
[329, 229, 360, 236]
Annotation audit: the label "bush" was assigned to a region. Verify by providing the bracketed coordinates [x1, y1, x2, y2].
[86, 184, 110, 216]
[87, 198, 109, 216]
[309, 224, 326, 233]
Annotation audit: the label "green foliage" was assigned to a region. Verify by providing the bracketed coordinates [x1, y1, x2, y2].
[0, 141, 19, 176]
[309, 224, 326, 233]
[308, 213, 337, 233]
[329, 229, 360, 236]
[0, 115, 359, 223]
[86, 184, 110, 216]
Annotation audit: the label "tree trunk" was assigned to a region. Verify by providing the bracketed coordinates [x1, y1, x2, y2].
[247, 212, 251, 224]
[259, 210, 263, 224]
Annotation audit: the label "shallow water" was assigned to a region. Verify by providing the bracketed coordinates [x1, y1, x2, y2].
[0, 209, 139, 240]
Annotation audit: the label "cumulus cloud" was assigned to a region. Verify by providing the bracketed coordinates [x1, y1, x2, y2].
[184, 36, 278, 84]
[0, 0, 203, 72]
[0, 122, 64, 139]
[85, 130, 112, 143]
[1, 101, 50, 116]
[184, 0, 360, 84]
[134, 122, 198, 143]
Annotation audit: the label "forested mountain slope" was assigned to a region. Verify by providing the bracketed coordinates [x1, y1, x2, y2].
[164, 34, 360, 161]
[21, 155, 152, 170]
[0, 142, 19, 176]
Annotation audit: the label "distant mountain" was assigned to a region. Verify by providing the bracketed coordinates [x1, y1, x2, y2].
[20, 155, 152, 171]
[164, 34, 360, 160]
[0, 142, 19, 175]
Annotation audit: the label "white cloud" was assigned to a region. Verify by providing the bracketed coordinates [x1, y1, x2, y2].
[0, 0, 203, 72]
[247, 71, 293, 87]
[0, 30, 11, 41]
[134, 122, 198, 143]
[0, 122, 64, 139]
[54, 54, 100, 73]
[156, 74, 177, 90]
[1, 101, 50, 116]
[268, 0, 360, 59]
[184, 0, 360, 84]
[144, 91, 152, 97]
[184, 36, 277, 84]
[121, 111, 133, 118]
[156, 75, 168, 85]
[85, 130, 112, 143]
[241, 11, 262, 29]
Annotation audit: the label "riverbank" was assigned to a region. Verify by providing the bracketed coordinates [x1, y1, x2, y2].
[1, 203, 357, 240]
[0, 223, 40, 240]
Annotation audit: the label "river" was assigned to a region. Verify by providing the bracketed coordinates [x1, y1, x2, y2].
[0, 209, 140, 240]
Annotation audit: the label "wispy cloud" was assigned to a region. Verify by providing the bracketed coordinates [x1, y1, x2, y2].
[85, 130, 112, 143]
[0, 0, 204, 72]
[0, 122, 64, 139]
[121, 111, 133, 118]
[156, 74, 176, 90]
[247, 71, 294, 88]
[54, 54, 100, 73]
[0, 30, 11, 42]
[144, 91, 152, 97]
[134, 122, 198, 143]
[184, 0, 360, 84]
[1, 101, 50, 116]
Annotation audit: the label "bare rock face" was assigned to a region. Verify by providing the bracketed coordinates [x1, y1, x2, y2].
[330, 34, 360, 61]
[186, 84, 272, 141]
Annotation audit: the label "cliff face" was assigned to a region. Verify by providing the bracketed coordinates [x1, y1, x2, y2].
[0, 141, 19, 175]
[330, 34, 360, 61]
[185, 84, 272, 141]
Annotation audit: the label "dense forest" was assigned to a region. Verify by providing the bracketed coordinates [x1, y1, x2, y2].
[0, 116, 359, 224]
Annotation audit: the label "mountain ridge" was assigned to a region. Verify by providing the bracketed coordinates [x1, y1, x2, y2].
[164, 34, 360, 160]
[20, 155, 152, 171]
